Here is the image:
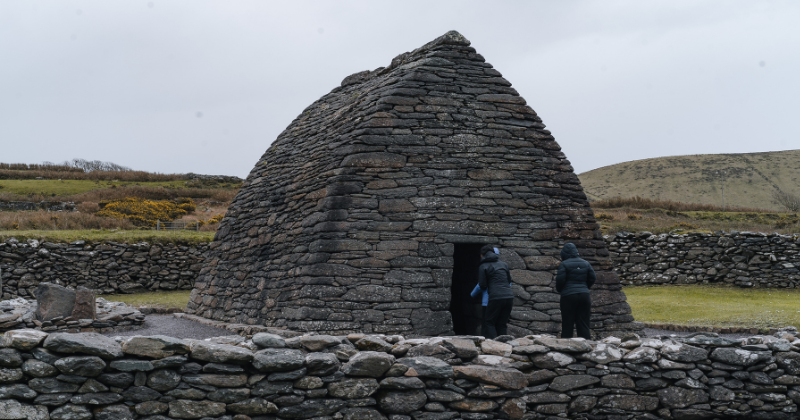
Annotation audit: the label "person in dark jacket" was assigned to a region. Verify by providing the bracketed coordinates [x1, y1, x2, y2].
[473, 245, 514, 339]
[555, 243, 596, 339]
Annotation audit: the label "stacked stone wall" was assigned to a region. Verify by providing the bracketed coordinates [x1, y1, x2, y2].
[608, 232, 800, 288]
[0, 238, 208, 299]
[2, 329, 800, 419]
[0, 201, 76, 212]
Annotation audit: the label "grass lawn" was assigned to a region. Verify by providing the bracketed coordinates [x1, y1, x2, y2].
[0, 230, 215, 245]
[625, 285, 800, 328]
[0, 179, 187, 196]
[101, 290, 191, 309]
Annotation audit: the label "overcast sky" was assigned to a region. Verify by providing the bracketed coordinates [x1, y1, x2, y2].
[2, 1, 798, 178]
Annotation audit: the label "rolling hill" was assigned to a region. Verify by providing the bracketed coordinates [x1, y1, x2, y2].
[578, 150, 800, 211]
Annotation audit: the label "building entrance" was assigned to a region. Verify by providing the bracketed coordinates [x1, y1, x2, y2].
[449, 243, 485, 335]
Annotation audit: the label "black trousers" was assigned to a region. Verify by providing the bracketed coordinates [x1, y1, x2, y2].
[560, 293, 592, 339]
[484, 298, 513, 339]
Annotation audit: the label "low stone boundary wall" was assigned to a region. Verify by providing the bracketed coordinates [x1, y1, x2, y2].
[0, 201, 76, 212]
[0, 238, 208, 299]
[607, 231, 800, 288]
[2, 328, 800, 419]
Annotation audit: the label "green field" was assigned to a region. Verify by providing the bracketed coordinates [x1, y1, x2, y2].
[579, 149, 800, 211]
[625, 285, 800, 328]
[0, 230, 215, 245]
[0, 179, 187, 196]
[101, 290, 191, 309]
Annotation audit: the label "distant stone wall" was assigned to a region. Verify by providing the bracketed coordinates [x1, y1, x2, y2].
[0, 239, 208, 299]
[2, 328, 800, 420]
[607, 232, 800, 288]
[0, 201, 76, 212]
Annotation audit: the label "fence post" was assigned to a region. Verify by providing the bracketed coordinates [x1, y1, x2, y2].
[156, 220, 160, 231]
[196, 220, 199, 231]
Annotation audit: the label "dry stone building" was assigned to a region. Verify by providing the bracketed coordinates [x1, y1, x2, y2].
[187, 31, 640, 337]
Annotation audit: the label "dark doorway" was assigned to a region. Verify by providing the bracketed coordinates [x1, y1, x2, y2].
[449, 243, 485, 335]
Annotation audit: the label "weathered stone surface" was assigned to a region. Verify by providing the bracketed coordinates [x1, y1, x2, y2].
[0, 348, 22, 367]
[28, 378, 80, 393]
[22, 359, 58, 378]
[207, 387, 250, 403]
[328, 378, 380, 399]
[109, 359, 154, 372]
[480, 340, 512, 357]
[43, 333, 123, 359]
[356, 336, 394, 352]
[188, 341, 253, 364]
[227, 397, 278, 415]
[168, 399, 226, 419]
[122, 336, 190, 359]
[531, 352, 575, 369]
[50, 403, 92, 420]
[660, 342, 708, 363]
[305, 352, 340, 376]
[0, 383, 37, 399]
[97, 372, 134, 388]
[342, 407, 388, 420]
[69, 392, 124, 405]
[656, 386, 709, 409]
[34, 283, 76, 321]
[548, 374, 600, 392]
[252, 333, 286, 348]
[71, 288, 96, 321]
[0, 399, 49, 420]
[278, 399, 347, 419]
[776, 351, 800, 374]
[449, 398, 498, 412]
[342, 351, 395, 377]
[710, 347, 772, 366]
[453, 365, 526, 390]
[252, 348, 305, 372]
[54, 356, 106, 377]
[2, 329, 49, 350]
[95, 404, 134, 420]
[146, 369, 181, 392]
[441, 338, 479, 359]
[601, 373, 635, 389]
[622, 346, 659, 363]
[534, 337, 592, 353]
[397, 356, 453, 378]
[406, 344, 456, 360]
[378, 390, 427, 413]
[597, 395, 659, 411]
[577, 343, 622, 364]
[182, 373, 247, 388]
[299, 335, 341, 351]
[379, 376, 425, 390]
[121, 386, 161, 402]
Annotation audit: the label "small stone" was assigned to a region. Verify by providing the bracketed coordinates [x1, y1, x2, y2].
[306, 352, 341, 376]
[188, 341, 253, 364]
[252, 333, 286, 349]
[43, 333, 123, 359]
[168, 399, 226, 419]
[50, 403, 92, 420]
[534, 337, 592, 353]
[299, 335, 342, 352]
[577, 343, 623, 364]
[135, 401, 169, 415]
[277, 399, 347, 419]
[441, 338, 479, 359]
[656, 386, 709, 408]
[207, 387, 251, 403]
[77, 378, 108, 393]
[406, 344, 456, 360]
[328, 378, 380, 399]
[146, 369, 181, 392]
[295, 376, 324, 389]
[449, 398, 498, 412]
[268, 367, 307, 381]
[397, 356, 453, 378]
[452, 365, 527, 390]
[252, 348, 305, 372]
[380, 376, 425, 390]
[549, 374, 600, 392]
[69, 392, 124, 405]
[480, 340, 512, 357]
[71, 288, 96, 321]
[0, 348, 23, 367]
[356, 336, 394, 352]
[0, 368, 23, 383]
[531, 352, 575, 369]
[97, 372, 134, 388]
[121, 386, 162, 403]
[28, 378, 80, 393]
[0, 399, 49, 420]
[122, 336, 190, 359]
[2, 329, 49, 350]
[22, 359, 58, 378]
[378, 390, 427, 413]
[622, 346, 659, 364]
[342, 351, 396, 377]
[227, 398, 279, 415]
[0, 384, 38, 399]
[660, 342, 709, 363]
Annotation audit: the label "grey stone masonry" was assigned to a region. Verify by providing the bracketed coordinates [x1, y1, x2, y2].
[186, 30, 638, 338]
[0, 238, 207, 299]
[608, 231, 800, 288]
[1, 328, 800, 420]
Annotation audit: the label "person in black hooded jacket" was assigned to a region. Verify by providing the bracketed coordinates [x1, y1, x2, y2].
[475, 244, 514, 339]
[555, 243, 596, 339]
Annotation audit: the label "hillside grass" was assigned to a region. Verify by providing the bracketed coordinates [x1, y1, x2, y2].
[100, 290, 191, 309]
[625, 285, 800, 328]
[594, 207, 800, 235]
[0, 230, 215, 245]
[579, 149, 800, 211]
[0, 179, 188, 196]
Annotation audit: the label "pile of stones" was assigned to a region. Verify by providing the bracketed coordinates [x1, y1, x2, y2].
[607, 231, 800, 288]
[0, 238, 207, 299]
[2, 327, 800, 419]
[0, 282, 145, 334]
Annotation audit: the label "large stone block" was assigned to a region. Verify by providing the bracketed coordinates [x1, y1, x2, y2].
[34, 282, 76, 321]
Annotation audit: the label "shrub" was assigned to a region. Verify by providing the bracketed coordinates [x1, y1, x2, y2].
[592, 196, 772, 213]
[96, 197, 196, 226]
[595, 213, 614, 221]
[627, 214, 642, 220]
[77, 202, 100, 213]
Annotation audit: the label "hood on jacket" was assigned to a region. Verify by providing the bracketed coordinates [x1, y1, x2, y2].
[560, 243, 580, 260]
[481, 251, 499, 263]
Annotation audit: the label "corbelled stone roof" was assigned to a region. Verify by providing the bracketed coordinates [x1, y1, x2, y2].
[186, 30, 640, 337]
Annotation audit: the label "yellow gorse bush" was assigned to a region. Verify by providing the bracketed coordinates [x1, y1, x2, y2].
[97, 197, 195, 226]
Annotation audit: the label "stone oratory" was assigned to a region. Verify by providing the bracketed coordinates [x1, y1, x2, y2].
[187, 31, 640, 338]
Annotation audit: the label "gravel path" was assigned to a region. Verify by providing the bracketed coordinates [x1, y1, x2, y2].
[103, 315, 231, 339]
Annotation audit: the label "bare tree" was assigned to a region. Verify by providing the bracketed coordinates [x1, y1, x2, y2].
[61, 158, 133, 172]
[772, 189, 800, 212]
